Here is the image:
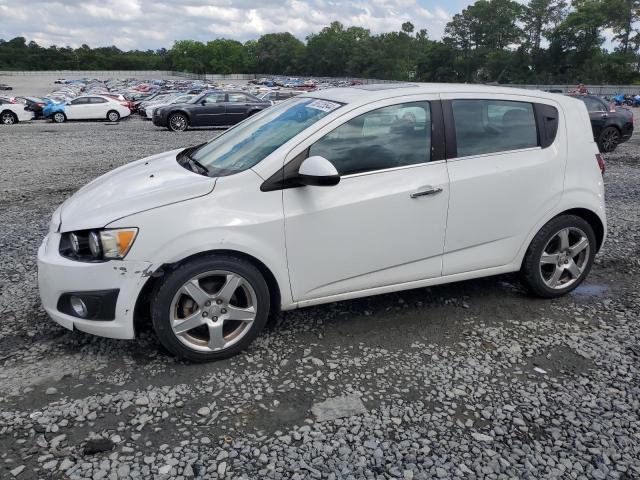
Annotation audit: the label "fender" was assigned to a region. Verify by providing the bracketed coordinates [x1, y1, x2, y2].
[512, 190, 606, 268]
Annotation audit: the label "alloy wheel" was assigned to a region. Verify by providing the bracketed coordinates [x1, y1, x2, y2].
[108, 111, 119, 122]
[169, 270, 257, 352]
[169, 114, 187, 131]
[601, 128, 619, 152]
[53, 113, 65, 123]
[539, 227, 590, 289]
[1, 112, 15, 125]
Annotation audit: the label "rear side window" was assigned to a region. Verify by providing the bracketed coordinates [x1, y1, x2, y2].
[309, 101, 432, 176]
[89, 97, 107, 103]
[452, 99, 537, 157]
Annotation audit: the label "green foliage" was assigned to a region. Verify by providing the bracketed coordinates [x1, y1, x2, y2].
[1, 0, 640, 83]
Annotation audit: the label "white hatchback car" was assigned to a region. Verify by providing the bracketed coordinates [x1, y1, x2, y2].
[38, 84, 606, 361]
[52, 95, 131, 123]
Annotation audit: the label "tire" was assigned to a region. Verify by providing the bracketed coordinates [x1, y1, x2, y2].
[597, 126, 620, 153]
[168, 113, 188, 132]
[151, 255, 271, 362]
[1, 111, 17, 125]
[520, 215, 596, 298]
[52, 112, 66, 123]
[106, 110, 120, 122]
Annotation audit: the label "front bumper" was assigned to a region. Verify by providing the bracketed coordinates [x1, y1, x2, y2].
[37, 232, 154, 339]
[152, 111, 167, 127]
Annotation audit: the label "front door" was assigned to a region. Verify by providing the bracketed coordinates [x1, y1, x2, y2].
[192, 92, 226, 126]
[65, 97, 90, 119]
[283, 99, 449, 302]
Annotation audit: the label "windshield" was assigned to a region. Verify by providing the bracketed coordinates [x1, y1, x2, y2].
[188, 97, 342, 176]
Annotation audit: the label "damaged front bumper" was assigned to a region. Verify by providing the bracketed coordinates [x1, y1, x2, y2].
[37, 232, 155, 339]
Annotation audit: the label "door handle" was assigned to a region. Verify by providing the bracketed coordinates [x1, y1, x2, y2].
[410, 186, 443, 198]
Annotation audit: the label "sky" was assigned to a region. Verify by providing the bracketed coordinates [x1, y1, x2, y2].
[0, 0, 464, 51]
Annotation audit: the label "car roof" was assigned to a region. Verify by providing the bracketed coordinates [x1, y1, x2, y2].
[301, 83, 571, 106]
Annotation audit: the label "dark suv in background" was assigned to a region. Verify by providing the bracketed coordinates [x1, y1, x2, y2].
[570, 95, 634, 152]
[153, 91, 271, 131]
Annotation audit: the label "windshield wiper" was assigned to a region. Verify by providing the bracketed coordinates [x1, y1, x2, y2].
[179, 144, 210, 176]
[187, 156, 210, 175]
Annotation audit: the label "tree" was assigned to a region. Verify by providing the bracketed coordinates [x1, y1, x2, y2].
[254, 33, 305, 74]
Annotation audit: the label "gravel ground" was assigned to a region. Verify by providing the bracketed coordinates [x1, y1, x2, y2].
[0, 112, 639, 480]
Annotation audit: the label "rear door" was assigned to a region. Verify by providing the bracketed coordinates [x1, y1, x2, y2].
[88, 97, 109, 119]
[440, 94, 564, 275]
[282, 96, 450, 302]
[225, 93, 252, 124]
[192, 92, 226, 126]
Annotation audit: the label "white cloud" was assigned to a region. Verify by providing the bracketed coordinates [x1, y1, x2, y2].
[0, 0, 456, 49]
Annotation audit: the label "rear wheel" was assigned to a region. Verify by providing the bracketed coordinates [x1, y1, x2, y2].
[151, 255, 271, 362]
[597, 126, 620, 153]
[106, 110, 120, 122]
[521, 215, 596, 298]
[1, 111, 17, 125]
[52, 112, 66, 123]
[168, 113, 188, 132]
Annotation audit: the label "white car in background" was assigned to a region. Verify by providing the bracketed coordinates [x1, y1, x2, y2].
[144, 94, 195, 119]
[1, 98, 35, 124]
[52, 95, 131, 123]
[38, 84, 606, 362]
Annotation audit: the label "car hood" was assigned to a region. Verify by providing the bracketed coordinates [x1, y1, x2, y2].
[59, 148, 216, 232]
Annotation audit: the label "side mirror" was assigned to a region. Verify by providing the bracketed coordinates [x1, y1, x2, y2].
[200, 100, 207, 106]
[297, 156, 340, 187]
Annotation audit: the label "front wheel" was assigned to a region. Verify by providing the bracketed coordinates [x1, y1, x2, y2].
[106, 110, 120, 122]
[598, 126, 620, 153]
[151, 255, 271, 362]
[52, 112, 66, 123]
[520, 215, 596, 298]
[168, 113, 188, 132]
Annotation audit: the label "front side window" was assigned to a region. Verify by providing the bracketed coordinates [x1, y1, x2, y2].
[309, 101, 431, 176]
[189, 97, 342, 176]
[452, 99, 538, 157]
[71, 98, 89, 105]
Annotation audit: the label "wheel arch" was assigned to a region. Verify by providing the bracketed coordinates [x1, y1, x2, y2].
[133, 248, 282, 336]
[556, 208, 605, 253]
[168, 109, 192, 123]
[1, 109, 18, 121]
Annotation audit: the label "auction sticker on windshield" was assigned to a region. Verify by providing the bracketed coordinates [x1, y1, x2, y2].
[306, 100, 341, 112]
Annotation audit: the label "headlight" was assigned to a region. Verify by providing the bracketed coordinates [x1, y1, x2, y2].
[59, 228, 138, 261]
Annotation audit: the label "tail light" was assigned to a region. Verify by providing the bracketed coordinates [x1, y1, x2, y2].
[596, 153, 606, 174]
[37, 102, 45, 107]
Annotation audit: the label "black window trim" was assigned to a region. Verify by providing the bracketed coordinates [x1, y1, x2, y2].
[261, 99, 447, 191]
[442, 97, 558, 160]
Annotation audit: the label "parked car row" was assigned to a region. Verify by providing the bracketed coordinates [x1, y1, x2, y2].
[1, 77, 634, 151]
